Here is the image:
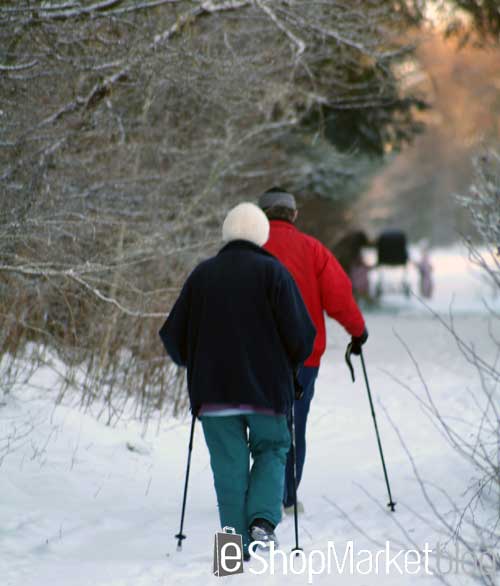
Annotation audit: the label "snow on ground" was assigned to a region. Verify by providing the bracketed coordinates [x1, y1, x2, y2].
[1, 248, 498, 586]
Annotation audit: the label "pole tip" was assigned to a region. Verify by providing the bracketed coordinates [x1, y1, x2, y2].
[291, 546, 303, 556]
[175, 533, 186, 550]
[387, 501, 396, 512]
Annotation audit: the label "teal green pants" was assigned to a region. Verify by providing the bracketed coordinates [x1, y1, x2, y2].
[200, 413, 290, 553]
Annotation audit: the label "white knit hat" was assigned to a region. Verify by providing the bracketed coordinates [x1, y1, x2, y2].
[222, 202, 270, 247]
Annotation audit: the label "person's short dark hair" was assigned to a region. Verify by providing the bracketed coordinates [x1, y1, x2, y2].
[266, 186, 288, 194]
[264, 205, 296, 223]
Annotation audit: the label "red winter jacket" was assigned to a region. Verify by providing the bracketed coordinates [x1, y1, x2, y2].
[264, 220, 365, 367]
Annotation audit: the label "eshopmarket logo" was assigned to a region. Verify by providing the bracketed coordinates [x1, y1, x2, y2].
[213, 528, 500, 581]
[213, 527, 244, 576]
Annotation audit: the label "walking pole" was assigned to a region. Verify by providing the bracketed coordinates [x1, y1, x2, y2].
[175, 413, 197, 550]
[345, 344, 396, 512]
[290, 401, 303, 555]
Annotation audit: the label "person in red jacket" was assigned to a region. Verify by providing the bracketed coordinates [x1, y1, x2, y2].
[258, 187, 368, 512]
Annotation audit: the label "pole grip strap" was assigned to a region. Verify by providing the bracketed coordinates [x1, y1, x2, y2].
[345, 342, 355, 382]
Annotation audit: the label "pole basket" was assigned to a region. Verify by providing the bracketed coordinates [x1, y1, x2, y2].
[175, 532, 186, 551]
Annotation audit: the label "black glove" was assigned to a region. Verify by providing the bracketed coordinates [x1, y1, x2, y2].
[350, 328, 368, 356]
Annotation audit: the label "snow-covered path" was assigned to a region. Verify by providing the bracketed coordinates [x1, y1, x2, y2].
[1, 249, 498, 585]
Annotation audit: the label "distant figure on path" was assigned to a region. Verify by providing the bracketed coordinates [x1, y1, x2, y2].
[332, 230, 373, 301]
[415, 246, 434, 299]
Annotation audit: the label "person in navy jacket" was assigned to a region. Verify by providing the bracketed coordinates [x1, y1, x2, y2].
[159, 202, 315, 554]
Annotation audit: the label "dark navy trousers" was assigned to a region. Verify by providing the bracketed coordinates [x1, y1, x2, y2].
[283, 366, 319, 508]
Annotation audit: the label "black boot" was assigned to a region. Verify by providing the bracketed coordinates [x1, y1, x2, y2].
[249, 518, 278, 547]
